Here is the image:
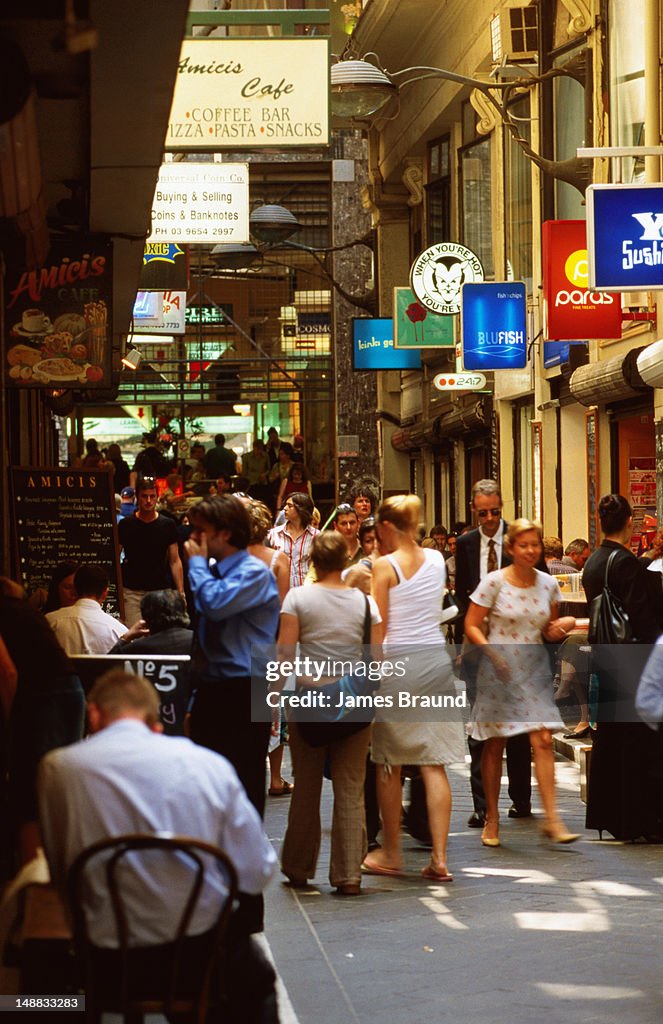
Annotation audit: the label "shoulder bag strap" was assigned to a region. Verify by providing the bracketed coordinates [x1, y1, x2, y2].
[362, 595, 372, 645]
[604, 549, 619, 589]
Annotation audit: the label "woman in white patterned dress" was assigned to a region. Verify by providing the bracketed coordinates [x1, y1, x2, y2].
[465, 519, 578, 847]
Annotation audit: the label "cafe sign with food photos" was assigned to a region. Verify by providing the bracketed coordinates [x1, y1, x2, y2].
[5, 237, 112, 389]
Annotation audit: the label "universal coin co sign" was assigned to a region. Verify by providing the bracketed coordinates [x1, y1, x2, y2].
[410, 242, 485, 315]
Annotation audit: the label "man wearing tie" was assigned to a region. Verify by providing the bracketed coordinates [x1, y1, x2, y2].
[454, 479, 533, 827]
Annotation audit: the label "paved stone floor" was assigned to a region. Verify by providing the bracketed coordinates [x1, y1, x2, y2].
[263, 750, 663, 1024]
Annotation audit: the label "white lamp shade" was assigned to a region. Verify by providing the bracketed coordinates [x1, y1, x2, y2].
[330, 60, 397, 118]
[249, 204, 300, 243]
[121, 347, 142, 370]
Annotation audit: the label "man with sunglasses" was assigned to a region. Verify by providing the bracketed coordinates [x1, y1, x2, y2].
[455, 479, 533, 828]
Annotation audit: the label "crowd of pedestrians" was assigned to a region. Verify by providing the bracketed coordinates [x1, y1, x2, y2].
[3, 430, 663, 1016]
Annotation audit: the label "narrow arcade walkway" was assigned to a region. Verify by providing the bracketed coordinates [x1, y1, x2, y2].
[264, 753, 663, 1024]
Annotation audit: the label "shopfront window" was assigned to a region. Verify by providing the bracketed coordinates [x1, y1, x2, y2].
[461, 138, 494, 277]
[553, 45, 586, 219]
[609, 0, 645, 182]
[426, 135, 451, 245]
[504, 96, 532, 289]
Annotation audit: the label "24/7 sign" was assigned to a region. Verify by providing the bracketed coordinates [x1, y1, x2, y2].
[433, 372, 487, 391]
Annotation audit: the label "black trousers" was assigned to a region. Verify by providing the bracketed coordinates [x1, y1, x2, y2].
[468, 733, 532, 815]
[189, 677, 271, 934]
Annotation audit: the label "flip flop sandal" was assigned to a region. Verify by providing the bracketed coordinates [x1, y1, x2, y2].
[421, 866, 454, 883]
[361, 859, 406, 878]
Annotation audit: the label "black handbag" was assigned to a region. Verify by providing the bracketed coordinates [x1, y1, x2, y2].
[588, 550, 634, 645]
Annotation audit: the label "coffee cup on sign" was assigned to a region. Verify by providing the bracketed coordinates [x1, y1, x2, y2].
[22, 309, 49, 333]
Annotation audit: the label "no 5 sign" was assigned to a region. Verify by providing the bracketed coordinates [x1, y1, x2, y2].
[433, 372, 487, 391]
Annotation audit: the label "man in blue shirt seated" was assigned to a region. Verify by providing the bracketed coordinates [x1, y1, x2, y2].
[185, 495, 280, 933]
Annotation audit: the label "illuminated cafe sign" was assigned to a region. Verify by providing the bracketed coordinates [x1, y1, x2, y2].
[587, 183, 663, 290]
[166, 38, 330, 149]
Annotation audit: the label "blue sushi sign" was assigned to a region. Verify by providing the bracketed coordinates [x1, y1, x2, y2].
[461, 282, 527, 370]
[587, 183, 663, 291]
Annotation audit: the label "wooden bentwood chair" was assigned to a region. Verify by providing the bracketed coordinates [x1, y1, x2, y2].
[66, 834, 238, 1024]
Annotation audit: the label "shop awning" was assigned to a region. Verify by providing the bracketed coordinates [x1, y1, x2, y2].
[569, 346, 650, 406]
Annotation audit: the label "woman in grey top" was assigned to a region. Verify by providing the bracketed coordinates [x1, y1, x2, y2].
[278, 532, 381, 896]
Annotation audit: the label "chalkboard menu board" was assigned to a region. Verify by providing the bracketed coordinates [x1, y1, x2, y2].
[11, 467, 123, 618]
[71, 655, 192, 736]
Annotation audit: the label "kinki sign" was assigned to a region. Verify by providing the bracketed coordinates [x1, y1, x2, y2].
[410, 242, 484, 316]
[587, 183, 663, 291]
[542, 220, 622, 340]
[167, 38, 329, 149]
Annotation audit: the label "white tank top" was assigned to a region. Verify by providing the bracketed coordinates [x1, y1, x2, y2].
[384, 548, 447, 646]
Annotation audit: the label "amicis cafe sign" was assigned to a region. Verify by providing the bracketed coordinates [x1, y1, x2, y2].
[167, 39, 329, 149]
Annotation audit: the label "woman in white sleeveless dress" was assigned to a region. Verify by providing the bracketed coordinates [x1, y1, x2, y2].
[363, 495, 466, 883]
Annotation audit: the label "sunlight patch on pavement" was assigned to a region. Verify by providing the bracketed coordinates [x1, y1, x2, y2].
[462, 866, 557, 884]
[419, 895, 469, 930]
[536, 983, 642, 1000]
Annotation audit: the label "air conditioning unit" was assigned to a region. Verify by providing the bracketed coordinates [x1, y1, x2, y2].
[490, 5, 538, 62]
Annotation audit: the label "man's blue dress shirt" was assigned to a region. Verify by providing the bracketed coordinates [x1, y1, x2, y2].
[188, 550, 279, 679]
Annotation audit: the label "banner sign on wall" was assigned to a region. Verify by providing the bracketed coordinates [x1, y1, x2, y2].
[393, 287, 454, 347]
[587, 183, 663, 290]
[146, 163, 249, 244]
[353, 319, 421, 370]
[461, 282, 527, 370]
[167, 39, 329, 149]
[542, 220, 622, 339]
[5, 237, 112, 389]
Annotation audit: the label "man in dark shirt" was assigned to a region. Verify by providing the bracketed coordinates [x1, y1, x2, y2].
[204, 434, 237, 479]
[118, 478, 184, 626]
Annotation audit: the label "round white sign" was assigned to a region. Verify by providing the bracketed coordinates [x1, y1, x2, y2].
[410, 242, 484, 315]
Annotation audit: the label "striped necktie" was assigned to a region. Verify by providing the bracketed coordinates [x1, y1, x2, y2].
[487, 538, 498, 574]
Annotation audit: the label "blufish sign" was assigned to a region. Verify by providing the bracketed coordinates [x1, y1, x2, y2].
[587, 183, 663, 290]
[461, 282, 528, 370]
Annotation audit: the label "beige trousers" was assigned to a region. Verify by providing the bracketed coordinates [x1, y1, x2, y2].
[281, 721, 370, 888]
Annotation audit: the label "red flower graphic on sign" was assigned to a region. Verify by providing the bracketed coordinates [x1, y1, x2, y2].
[406, 301, 427, 343]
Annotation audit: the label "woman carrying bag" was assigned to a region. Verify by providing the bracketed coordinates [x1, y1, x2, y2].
[582, 494, 663, 841]
[278, 532, 381, 896]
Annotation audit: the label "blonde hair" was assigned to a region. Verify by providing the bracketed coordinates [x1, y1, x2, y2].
[245, 500, 273, 544]
[505, 518, 542, 549]
[376, 493, 422, 534]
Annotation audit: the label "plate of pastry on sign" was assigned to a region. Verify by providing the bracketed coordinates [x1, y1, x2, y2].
[7, 311, 102, 384]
